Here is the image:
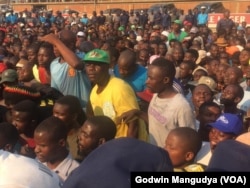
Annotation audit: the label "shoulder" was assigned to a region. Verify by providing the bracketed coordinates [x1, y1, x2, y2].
[175, 93, 189, 101]
[109, 76, 129, 85]
[137, 64, 147, 72]
[109, 77, 136, 93]
[0, 150, 62, 187]
[51, 57, 61, 65]
[175, 94, 193, 109]
[66, 154, 80, 169]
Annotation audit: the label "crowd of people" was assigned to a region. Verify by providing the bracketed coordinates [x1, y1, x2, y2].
[0, 5, 250, 187]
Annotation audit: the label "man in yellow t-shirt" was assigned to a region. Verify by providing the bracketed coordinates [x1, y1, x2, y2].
[84, 49, 148, 142]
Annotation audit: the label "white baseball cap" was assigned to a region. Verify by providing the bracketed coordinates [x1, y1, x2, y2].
[190, 27, 198, 34]
[161, 31, 170, 37]
[77, 31, 85, 37]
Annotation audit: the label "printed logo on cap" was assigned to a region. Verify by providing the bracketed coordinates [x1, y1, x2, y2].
[217, 115, 229, 124]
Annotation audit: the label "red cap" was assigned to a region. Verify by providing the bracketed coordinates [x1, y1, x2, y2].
[183, 20, 192, 26]
[137, 89, 153, 102]
[0, 63, 7, 73]
[26, 138, 36, 148]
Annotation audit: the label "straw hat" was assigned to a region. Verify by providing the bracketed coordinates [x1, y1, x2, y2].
[215, 38, 228, 47]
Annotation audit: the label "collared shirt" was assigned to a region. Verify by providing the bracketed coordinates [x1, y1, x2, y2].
[43, 153, 79, 182]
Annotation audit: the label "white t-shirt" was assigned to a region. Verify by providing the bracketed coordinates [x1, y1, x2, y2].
[148, 93, 196, 147]
[195, 141, 212, 166]
[0, 150, 62, 188]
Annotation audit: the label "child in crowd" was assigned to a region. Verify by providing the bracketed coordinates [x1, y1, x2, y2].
[0, 122, 19, 152]
[164, 127, 206, 172]
[77, 115, 117, 159]
[53, 95, 87, 162]
[34, 116, 79, 182]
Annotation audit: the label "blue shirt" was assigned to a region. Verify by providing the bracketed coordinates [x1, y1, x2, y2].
[113, 64, 147, 93]
[6, 14, 17, 24]
[197, 13, 208, 25]
[80, 17, 89, 25]
[50, 57, 91, 110]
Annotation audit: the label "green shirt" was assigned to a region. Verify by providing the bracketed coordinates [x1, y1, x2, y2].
[168, 31, 188, 42]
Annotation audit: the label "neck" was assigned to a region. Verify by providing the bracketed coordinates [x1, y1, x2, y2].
[174, 30, 180, 35]
[47, 149, 69, 170]
[241, 64, 249, 72]
[96, 74, 110, 94]
[158, 86, 177, 99]
[223, 105, 237, 113]
[67, 121, 80, 134]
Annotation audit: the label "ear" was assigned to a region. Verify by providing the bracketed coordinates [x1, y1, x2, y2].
[98, 138, 106, 146]
[234, 97, 241, 104]
[58, 139, 66, 147]
[185, 151, 194, 162]
[163, 77, 170, 84]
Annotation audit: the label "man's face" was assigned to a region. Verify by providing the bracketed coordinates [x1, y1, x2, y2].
[85, 62, 109, 84]
[77, 121, 100, 157]
[179, 63, 191, 79]
[27, 49, 37, 64]
[146, 65, 167, 93]
[172, 48, 183, 62]
[192, 85, 213, 110]
[210, 46, 218, 57]
[216, 64, 228, 83]
[223, 68, 240, 86]
[224, 11, 230, 18]
[199, 106, 221, 126]
[11, 110, 32, 135]
[239, 50, 250, 65]
[220, 85, 237, 106]
[158, 44, 167, 56]
[209, 128, 235, 153]
[117, 56, 134, 78]
[37, 47, 52, 67]
[16, 63, 33, 82]
[53, 103, 74, 127]
[34, 131, 61, 163]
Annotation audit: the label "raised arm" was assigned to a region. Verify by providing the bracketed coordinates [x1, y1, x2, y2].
[38, 33, 84, 70]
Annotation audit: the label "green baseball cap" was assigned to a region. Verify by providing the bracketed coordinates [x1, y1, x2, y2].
[173, 20, 182, 25]
[84, 49, 110, 64]
[0, 69, 18, 84]
[118, 26, 125, 31]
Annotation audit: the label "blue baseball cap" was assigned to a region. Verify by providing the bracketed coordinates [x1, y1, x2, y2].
[208, 113, 243, 136]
